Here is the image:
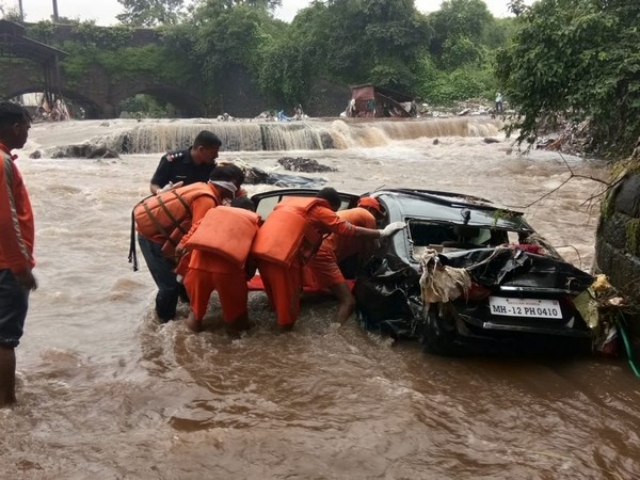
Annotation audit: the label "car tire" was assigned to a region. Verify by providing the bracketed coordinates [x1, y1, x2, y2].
[420, 304, 460, 356]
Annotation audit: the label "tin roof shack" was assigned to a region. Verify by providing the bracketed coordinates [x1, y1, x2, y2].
[346, 84, 416, 118]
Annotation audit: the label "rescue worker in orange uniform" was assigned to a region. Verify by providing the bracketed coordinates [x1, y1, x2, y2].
[179, 197, 260, 334]
[305, 196, 386, 325]
[253, 187, 406, 331]
[0, 102, 36, 407]
[134, 164, 245, 322]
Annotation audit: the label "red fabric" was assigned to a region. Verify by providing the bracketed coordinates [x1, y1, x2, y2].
[0, 143, 35, 273]
[183, 267, 248, 322]
[257, 259, 303, 326]
[515, 243, 545, 255]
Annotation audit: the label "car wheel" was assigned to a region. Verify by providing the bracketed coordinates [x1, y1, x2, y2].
[420, 303, 460, 356]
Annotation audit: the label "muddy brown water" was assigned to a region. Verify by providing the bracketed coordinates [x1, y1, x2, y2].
[2, 118, 638, 479]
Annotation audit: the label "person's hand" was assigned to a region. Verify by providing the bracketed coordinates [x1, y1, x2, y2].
[15, 269, 37, 291]
[157, 181, 184, 194]
[379, 221, 407, 239]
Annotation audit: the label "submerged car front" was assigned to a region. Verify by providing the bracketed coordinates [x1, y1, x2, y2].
[354, 189, 595, 354]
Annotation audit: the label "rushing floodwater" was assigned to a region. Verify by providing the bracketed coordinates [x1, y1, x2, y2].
[2, 118, 638, 480]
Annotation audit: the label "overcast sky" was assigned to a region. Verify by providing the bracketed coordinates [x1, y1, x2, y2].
[3, 0, 523, 25]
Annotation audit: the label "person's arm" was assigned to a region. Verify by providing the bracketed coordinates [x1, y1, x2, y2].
[314, 206, 406, 240]
[0, 159, 36, 289]
[150, 156, 171, 194]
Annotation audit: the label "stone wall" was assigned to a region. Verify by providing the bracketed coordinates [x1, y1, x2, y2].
[596, 143, 640, 333]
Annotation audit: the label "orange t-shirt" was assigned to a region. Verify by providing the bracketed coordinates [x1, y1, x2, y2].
[307, 201, 357, 238]
[319, 207, 376, 260]
[0, 144, 35, 273]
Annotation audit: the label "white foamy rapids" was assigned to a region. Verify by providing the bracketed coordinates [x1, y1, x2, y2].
[27, 117, 502, 155]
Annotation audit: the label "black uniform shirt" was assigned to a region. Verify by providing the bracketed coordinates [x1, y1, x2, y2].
[150, 148, 216, 188]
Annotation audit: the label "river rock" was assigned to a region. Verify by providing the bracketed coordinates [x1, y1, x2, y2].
[29, 150, 42, 159]
[50, 143, 121, 160]
[483, 137, 500, 144]
[614, 175, 640, 217]
[242, 166, 326, 188]
[277, 157, 337, 173]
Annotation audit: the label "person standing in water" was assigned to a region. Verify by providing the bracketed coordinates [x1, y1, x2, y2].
[149, 130, 222, 195]
[0, 102, 37, 407]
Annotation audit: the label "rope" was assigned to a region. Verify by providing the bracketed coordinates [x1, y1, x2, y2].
[617, 313, 640, 378]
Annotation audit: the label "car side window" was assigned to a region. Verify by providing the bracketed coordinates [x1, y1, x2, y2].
[256, 195, 284, 220]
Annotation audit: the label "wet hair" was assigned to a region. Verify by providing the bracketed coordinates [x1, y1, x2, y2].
[0, 102, 31, 128]
[209, 163, 245, 184]
[231, 197, 256, 212]
[316, 187, 341, 210]
[194, 130, 222, 148]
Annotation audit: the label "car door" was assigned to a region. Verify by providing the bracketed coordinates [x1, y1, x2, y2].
[250, 188, 360, 220]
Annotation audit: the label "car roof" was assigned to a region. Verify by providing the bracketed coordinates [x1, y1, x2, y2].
[373, 188, 533, 232]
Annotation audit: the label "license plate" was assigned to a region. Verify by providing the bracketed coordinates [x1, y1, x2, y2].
[488, 297, 562, 319]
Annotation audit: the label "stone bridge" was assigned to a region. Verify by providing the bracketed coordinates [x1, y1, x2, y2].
[0, 58, 209, 118]
[0, 22, 349, 119]
[0, 23, 210, 118]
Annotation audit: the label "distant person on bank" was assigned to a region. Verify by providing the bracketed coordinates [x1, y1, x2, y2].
[0, 102, 37, 407]
[495, 92, 504, 114]
[149, 130, 222, 195]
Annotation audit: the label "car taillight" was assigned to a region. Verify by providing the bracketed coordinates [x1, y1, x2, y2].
[466, 283, 492, 301]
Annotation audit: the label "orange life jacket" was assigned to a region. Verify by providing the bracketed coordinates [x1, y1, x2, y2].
[184, 206, 260, 267]
[251, 196, 328, 266]
[133, 183, 218, 259]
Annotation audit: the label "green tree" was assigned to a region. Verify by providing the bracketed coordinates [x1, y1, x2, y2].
[496, 0, 640, 157]
[279, 0, 432, 93]
[117, 0, 185, 27]
[429, 0, 494, 60]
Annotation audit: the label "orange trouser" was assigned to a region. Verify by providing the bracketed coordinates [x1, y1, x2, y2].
[258, 259, 302, 326]
[183, 268, 248, 323]
[305, 248, 345, 290]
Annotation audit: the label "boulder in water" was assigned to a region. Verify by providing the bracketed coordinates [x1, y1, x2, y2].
[29, 150, 42, 159]
[483, 137, 500, 144]
[49, 143, 121, 160]
[243, 166, 326, 188]
[277, 157, 337, 173]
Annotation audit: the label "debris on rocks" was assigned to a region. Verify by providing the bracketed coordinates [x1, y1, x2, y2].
[48, 143, 121, 160]
[277, 157, 337, 173]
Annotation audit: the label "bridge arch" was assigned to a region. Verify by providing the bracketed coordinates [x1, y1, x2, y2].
[113, 85, 206, 118]
[5, 86, 103, 119]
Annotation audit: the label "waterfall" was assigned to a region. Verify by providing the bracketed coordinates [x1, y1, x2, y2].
[103, 117, 502, 154]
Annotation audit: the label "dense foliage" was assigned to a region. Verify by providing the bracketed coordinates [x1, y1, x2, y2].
[497, 0, 640, 157]
[7, 0, 516, 114]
